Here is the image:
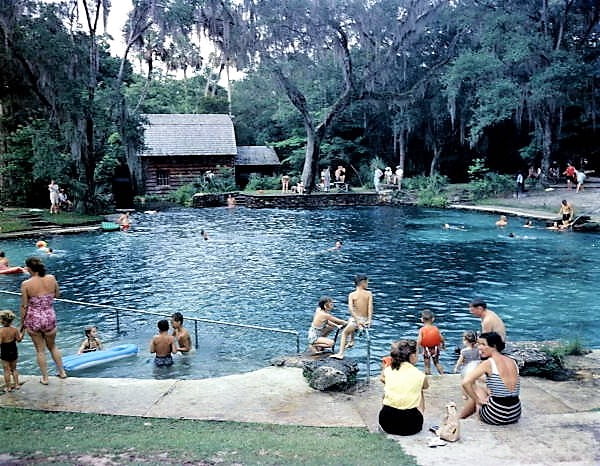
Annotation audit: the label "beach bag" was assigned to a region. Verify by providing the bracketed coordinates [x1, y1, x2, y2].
[438, 402, 460, 442]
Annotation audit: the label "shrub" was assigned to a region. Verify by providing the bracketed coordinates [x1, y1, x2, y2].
[244, 174, 282, 191]
[169, 184, 196, 207]
[402, 175, 449, 208]
[468, 172, 513, 200]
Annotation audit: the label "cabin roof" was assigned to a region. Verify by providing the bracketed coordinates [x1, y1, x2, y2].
[140, 114, 237, 157]
[235, 146, 281, 166]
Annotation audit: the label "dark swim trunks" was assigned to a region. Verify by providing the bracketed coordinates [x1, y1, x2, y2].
[0, 341, 18, 362]
[154, 354, 173, 367]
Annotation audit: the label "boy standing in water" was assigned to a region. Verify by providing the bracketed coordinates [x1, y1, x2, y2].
[171, 312, 192, 353]
[149, 319, 176, 367]
[331, 274, 373, 359]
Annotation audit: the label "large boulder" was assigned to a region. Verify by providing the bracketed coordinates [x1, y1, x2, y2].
[302, 358, 359, 391]
[504, 341, 575, 381]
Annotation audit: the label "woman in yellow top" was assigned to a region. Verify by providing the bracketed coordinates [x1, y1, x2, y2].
[379, 339, 429, 435]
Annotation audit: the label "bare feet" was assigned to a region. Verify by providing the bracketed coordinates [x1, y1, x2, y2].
[58, 371, 68, 379]
[39, 378, 49, 385]
[329, 353, 344, 359]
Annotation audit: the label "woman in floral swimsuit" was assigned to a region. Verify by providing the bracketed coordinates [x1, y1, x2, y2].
[20, 257, 67, 384]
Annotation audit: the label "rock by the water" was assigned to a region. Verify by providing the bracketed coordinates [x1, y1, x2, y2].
[504, 341, 575, 381]
[302, 358, 359, 391]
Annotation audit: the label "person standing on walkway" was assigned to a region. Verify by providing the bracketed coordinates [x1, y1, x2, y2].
[575, 170, 586, 193]
[515, 172, 524, 198]
[20, 257, 67, 384]
[48, 180, 60, 214]
[563, 163, 576, 190]
[469, 298, 506, 342]
[323, 167, 331, 192]
[373, 167, 383, 193]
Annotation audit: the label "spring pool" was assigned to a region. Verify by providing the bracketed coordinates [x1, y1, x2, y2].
[1, 206, 598, 379]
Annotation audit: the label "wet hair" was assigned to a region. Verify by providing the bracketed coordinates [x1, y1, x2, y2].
[84, 326, 96, 337]
[25, 257, 46, 276]
[561, 199, 568, 206]
[470, 298, 486, 309]
[157, 319, 169, 332]
[0, 310, 16, 325]
[389, 340, 417, 370]
[421, 309, 434, 321]
[318, 296, 333, 310]
[171, 312, 184, 324]
[479, 332, 505, 352]
[0, 251, 4, 258]
[354, 274, 368, 286]
[463, 331, 477, 344]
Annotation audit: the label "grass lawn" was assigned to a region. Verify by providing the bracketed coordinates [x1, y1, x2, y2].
[0, 408, 417, 465]
[0, 208, 102, 233]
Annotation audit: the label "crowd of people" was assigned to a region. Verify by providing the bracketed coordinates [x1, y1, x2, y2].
[305, 273, 519, 436]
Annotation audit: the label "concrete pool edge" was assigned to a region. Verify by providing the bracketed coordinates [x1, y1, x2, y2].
[1, 355, 599, 465]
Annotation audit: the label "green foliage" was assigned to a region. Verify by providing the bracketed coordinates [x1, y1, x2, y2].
[469, 172, 514, 201]
[169, 184, 197, 207]
[244, 174, 281, 191]
[169, 168, 237, 206]
[544, 338, 588, 359]
[467, 158, 489, 181]
[402, 175, 449, 208]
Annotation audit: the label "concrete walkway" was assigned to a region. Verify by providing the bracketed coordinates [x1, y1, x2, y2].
[1, 351, 599, 465]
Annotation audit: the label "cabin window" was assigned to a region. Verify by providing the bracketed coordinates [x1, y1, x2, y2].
[157, 170, 170, 186]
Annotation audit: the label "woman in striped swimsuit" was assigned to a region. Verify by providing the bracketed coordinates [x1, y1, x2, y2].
[460, 332, 521, 425]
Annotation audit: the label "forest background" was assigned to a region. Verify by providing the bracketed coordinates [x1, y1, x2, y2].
[0, 0, 598, 212]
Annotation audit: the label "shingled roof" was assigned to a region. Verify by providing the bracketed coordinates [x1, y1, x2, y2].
[140, 114, 237, 157]
[235, 146, 281, 166]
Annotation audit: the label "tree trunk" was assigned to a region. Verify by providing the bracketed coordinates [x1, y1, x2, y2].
[398, 129, 407, 175]
[541, 114, 552, 174]
[430, 144, 441, 176]
[302, 126, 321, 190]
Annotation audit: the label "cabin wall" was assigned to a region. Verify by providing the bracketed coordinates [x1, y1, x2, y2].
[141, 155, 235, 195]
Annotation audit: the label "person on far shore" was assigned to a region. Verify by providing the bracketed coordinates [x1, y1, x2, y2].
[395, 166, 404, 189]
[515, 172, 524, 198]
[77, 326, 102, 354]
[495, 215, 508, 227]
[20, 257, 67, 383]
[563, 162, 576, 190]
[469, 298, 506, 342]
[558, 199, 574, 227]
[171, 312, 191, 353]
[0, 310, 23, 392]
[323, 167, 331, 192]
[416, 309, 445, 375]
[335, 165, 346, 183]
[150, 319, 176, 367]
[281, 175, 290, 193]
[575, 169, 586, 193]
[307, 296, 347, 353]
[48, 180, 60, 214]
[330, 274, 373, 360]
[378, 339, 429, 436]
[460, 332, 521, 425]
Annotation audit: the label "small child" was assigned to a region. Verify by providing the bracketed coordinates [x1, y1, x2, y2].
[380, 340, 399, 378]
[416, 309, 445, 375]
[453, 330, 480, 375]
[0, 310, 23, 392]
[307, 296, 347, 353]
[454, 330, 481, 399]
[149, 319, 176, 367]
[78, 326, 103, 354]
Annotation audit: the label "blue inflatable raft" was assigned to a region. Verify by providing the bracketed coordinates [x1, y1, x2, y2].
[62, 344, 138, 371]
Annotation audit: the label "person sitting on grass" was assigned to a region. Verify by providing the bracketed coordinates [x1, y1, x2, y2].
[307, 296, 347, 353]
[150, 319, 176, 367]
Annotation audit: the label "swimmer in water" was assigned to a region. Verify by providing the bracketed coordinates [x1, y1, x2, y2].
[200, 229, 209, 240]
[522, 220, 534, 228]
[118, 212, 131, 231]
[227, 194, 236, 208]
[329, 240, 343, 251]
[443, 224, 465, 230]
[495, 215, 508, 227]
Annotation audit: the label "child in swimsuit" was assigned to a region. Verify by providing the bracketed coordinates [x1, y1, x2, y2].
[0, 310, 23, 392]
[78, 326, 103, 354]
[150, 319, 176, 367]
[416, 309, 445, 375]
[307, 296, 347, 353]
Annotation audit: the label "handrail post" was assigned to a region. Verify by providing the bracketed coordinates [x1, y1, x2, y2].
[116, 309, 120, 334]
[365, 328, 371, 385]
[296, 332, 300, 354]
[194, 320, 199, 349]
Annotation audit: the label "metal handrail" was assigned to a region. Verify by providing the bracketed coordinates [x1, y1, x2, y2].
[0, 290, 300, 352]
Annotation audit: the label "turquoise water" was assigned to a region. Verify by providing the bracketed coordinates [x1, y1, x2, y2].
[0, 206, 598, 379]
